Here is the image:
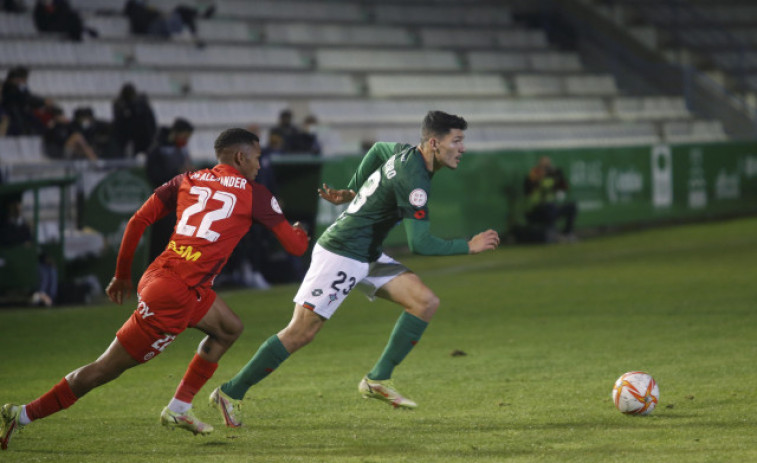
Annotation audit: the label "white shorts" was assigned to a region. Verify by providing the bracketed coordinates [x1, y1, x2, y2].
[293, 244, 409, 319]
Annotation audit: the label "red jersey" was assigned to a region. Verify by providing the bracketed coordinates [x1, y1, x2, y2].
[115, 163, 307, 288]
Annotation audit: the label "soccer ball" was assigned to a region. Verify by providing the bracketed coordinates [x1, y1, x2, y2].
[612, 371, 659, 415]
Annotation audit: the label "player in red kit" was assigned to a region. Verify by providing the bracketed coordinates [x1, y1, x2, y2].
[1, 128, 309, 449]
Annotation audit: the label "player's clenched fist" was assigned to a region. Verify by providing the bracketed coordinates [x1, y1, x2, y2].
[467, 229, 500, 254]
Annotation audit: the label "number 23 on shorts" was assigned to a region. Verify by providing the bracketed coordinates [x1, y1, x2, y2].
[331, 271, 356, 295]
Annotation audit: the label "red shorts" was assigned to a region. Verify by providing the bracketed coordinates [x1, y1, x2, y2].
[116, 267, 216, 363]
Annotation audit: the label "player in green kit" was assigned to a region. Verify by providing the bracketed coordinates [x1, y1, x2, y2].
[209, 111, 500, 425]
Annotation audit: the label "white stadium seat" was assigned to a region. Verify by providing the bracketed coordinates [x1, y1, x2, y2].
[317, 49, 460, 72]
[367, 74, 508, 97]
[189, 72, 359, 97]
[265, 23, 414, 47]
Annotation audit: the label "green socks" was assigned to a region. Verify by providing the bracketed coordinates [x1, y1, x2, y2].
[367, 311, 428, 381]
[221, 335, 290, 400]
[220, 312, 427, 399]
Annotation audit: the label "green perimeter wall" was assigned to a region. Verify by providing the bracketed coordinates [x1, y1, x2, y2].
[315, 141, 757, 247]
[5, 141, 753, 302]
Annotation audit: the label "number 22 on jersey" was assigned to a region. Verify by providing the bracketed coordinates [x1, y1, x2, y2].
[176, 186, 238, 242]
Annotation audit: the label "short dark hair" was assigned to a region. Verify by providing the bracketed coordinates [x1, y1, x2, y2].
[214, 128, 260, 155]
[421, 110, 467, 143]
[7, 66, 29, 80]
[171, 118, 194, 134]
[73, 107, 94, 120]
[49, 105, 64, 117]
[118, 82, 137, 101]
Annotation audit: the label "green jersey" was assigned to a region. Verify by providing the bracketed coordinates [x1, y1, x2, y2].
[318, 142, 469, 262]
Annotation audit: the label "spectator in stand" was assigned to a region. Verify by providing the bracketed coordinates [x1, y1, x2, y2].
[72, 107, 113, 159]
[33, 0, 98, 42]
[0, 194, 31, 247]
[1, 67, 50, 136]
[146, 118, 194, 187]
[112, 83, 157, 158]
[264, 132, 285, 157]
[0, 194, 58, 306]
[266, 124, 310, 280]
[42, 106, 98, 162]
[523, 156, 577, 243]
[123, 0, 215, 47]
[270, 113, 322, 243]
[290, 114, 322, 155]
[268, 109, 300, 153]
[254, 126, 279, 193]
[2, 0, 26, 12]
[268, 111, 323, 155]
[145, 117, 194, 260]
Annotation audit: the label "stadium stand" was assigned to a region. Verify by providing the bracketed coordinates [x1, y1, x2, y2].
[264, 23, 413, 47]
[0, 0, 742, 289]
[577, 0, 755, 136]
[0, 136, 46, 166]
[366, 74, 509, 98]
[2, 0, 732, 158]
[0, 11, 36, 37]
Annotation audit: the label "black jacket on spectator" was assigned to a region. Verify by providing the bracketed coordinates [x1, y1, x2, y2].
[1, 73, 46, 135]
[42, 116, 74, 160]
[2, 0, 26, 12]
[112, 84, 157, 157]
[146, 127, 190, 187]
[73, 107, 114, 158]
[123, 0, 161, 34]
[0, 195, 32, 247]
[33, 0, 87, 41]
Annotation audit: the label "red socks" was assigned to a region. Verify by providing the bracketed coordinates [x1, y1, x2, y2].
[23, 356, 216, 422]
[25, 378, 78, 422]
[174, 354, 218, 403]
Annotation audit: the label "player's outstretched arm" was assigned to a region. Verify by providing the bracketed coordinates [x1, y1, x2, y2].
[318, 183, 356, 205]
[105, 277, 133, 305]
[467, 229, 500, 254]
[271, 221, 310, 256]
[252, 183, 310, 256]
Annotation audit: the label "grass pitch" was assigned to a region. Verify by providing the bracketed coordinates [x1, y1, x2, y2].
[1, 217, 756, 462]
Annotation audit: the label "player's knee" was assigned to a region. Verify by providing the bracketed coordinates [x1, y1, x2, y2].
[216, 328, 242, 353]
[408, 289, 439, 321]
[279, 323, 318, 353]
[290, 328, 317, 351]
[226, 314, 244, 341]
[278, 305, 325, 352]
[299, 330, 318, 349]
[232, 320, 244, 340]
[426, 292, 440, 316]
